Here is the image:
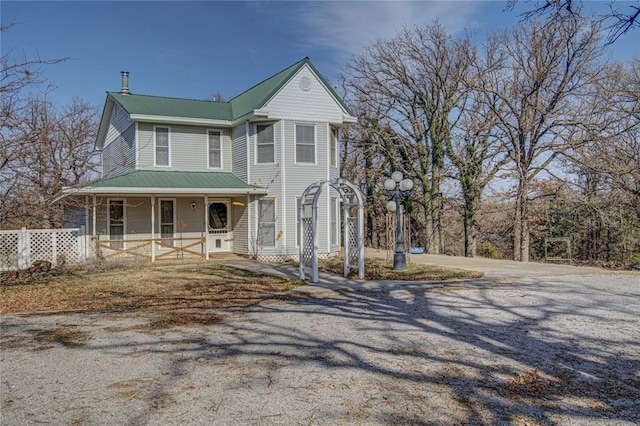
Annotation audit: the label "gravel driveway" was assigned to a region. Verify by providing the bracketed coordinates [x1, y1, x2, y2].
[1, 270, 639, 425]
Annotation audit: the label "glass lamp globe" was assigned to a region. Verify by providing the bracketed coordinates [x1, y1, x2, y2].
[400, 179, 414, 191]
[384, 179, 396, 191]
[386, 200, 397, 212]
[391, 171, 404, 183]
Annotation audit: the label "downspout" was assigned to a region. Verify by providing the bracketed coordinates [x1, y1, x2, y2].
[280, 120, 286, 256]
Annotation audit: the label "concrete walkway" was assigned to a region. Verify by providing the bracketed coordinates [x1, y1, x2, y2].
[219, 249, 619, 294]
[365, 249, 607, 280]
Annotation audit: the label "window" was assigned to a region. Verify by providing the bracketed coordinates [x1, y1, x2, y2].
[256, 124, 274, 163]
[296, 124, 315, 163]
[331, 197, 339, 246]
[330, 128, 338, 167]
[258, 199, 276, 247]
[109, 199, 124, 248]
[209, 202, 228, 230]
[208, 130, 222, 168]
[155, 127, 170, 166]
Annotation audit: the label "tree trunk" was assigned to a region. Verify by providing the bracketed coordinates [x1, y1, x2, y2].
[462, 189, 478, 257]
[514, 178, 530, 262]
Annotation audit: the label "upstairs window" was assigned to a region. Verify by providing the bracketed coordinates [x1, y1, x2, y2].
[256, 124, 274, 163]
[330, 128, 338, 167]
[154, 126, 170, 166]
[208, 129, 222, 168]
[296, 124, 315, 164]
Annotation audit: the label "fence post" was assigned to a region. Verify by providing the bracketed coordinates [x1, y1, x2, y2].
[79, 226, 86, 261]
[17, 227, 29, 269]
[52, 230, 58, 266]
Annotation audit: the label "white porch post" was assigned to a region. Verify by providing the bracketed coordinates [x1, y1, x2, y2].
[151, 195, 156, 262]
[92, 195, 97, 238]
[204, 195, 209, 259]
[84, 196, 90, 260]
[92, 195, 97, 260]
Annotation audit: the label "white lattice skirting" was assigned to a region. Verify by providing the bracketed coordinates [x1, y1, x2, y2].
[256, 253, 332, 263]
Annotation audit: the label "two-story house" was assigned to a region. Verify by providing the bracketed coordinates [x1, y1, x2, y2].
[58, 57, 356, 261]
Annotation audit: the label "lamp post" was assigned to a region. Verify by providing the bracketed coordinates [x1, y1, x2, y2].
[384, 171, 414, 270]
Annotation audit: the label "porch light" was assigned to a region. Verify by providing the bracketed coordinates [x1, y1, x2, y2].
[190, 201, 197, 210]
[384, 171, 414, 271]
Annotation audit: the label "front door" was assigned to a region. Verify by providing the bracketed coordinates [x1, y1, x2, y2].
[159, 199, 175, 245]
[208, 201, 230, 252]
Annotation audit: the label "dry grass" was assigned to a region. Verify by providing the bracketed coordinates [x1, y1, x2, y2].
[0, 260, 302, 317]
[318, 256, 483, 281]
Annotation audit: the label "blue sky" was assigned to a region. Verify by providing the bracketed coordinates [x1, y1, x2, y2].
[3, 1, 639, 109]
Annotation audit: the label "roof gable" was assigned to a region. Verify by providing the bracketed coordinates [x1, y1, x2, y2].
[96, 58, 354, 148]
[230, 57, 354, 118]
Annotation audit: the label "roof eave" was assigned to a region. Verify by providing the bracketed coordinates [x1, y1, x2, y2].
[129, 114, 234, 127]
[52, 186, 268, 201]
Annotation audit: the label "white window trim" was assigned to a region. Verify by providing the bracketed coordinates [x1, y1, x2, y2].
[330, 127, 338, 168]
[207, 128, 224, 169]
[294, 123, 317, 165]
[208, 199, 230, 232]
[255, 123, 275, 165]
[158, 198, 177, 238]
[107, 198, 126, 240]
[153, 125, 171, 167]
[257, 198, 277, 248]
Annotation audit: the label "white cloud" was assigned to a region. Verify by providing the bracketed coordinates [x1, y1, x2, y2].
[286, 1, 487, 59]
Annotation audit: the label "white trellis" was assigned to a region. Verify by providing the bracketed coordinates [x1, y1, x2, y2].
[299, 178, 365, 283]
[0, 227, 89, 271]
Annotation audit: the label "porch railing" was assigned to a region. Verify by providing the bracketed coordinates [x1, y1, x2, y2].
[94, 234, 206, 261]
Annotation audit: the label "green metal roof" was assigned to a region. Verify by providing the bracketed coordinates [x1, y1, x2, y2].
[107, 57, 354, 122]
[108, 93, 233, 120]
[52, 170, 266, 202]
[88, 170, 259, 190]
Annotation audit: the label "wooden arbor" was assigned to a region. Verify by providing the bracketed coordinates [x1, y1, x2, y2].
[299, 178, 365, 283]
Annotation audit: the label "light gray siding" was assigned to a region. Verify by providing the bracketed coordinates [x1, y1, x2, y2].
[247, 122, 286, 256]
[137, 123, 232, 172]
[281, 120, 332, 255]
[265, 65, 346, 123]
[102, 103, 135, 176]
[231, 197, 248, 255]
[232, 124, 247, 182]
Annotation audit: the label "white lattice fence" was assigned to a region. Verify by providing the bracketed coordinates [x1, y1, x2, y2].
[0, 227, 89, 271]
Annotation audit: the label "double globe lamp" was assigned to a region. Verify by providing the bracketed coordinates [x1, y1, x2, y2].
[384, 171, 414, 270]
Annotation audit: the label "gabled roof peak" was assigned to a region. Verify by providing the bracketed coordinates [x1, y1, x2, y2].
[99, 56, 353, 137]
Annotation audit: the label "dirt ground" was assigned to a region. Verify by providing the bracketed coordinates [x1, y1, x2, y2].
[1, 269, 639, 425]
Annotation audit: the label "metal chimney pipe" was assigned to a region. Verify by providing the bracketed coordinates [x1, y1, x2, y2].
[120, 71, 130, 95]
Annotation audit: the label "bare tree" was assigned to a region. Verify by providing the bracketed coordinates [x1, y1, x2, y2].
[1, 23, 78, 229]
[343, 23, 476, 253]
[506, 0, 639, 43]
[446, 86, 510, 257]
[481, 16, 603, 261]
[1, 93, 99, 228]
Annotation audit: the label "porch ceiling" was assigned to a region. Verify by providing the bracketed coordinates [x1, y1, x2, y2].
[52, 170, 267, 202]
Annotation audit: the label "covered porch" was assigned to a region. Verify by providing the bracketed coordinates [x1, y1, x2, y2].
[55, 171, 267, 261]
